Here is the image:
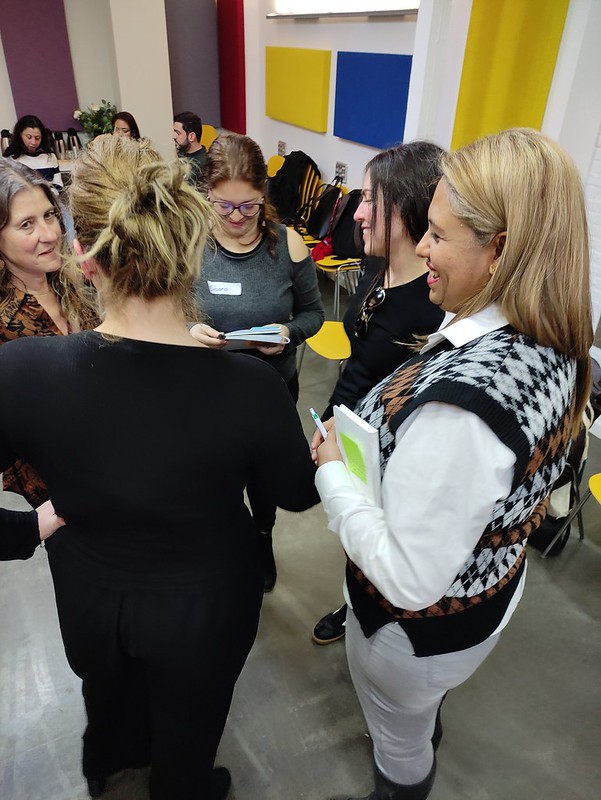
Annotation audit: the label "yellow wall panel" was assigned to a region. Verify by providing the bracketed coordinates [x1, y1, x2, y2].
[265, 46, 331, 133]
[452, 0, 569, 150]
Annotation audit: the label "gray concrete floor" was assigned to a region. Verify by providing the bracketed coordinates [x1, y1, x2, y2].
[1, 281, 600, 799]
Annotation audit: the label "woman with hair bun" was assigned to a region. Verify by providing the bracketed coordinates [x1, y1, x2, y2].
[0, 134, 319, 800]
[314, 128, 593, 800]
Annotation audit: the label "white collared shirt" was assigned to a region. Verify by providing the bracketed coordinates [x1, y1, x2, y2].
[316, 304, 525, 629]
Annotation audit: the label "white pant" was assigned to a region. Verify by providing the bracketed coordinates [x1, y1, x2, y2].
[345, 607, 500, 785]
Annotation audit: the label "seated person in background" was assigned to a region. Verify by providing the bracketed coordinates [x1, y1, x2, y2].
[173, 111, 207, 188]
[4, 115, 63, 188]
[112, 111, 141, 140]
[0, 500, 64, 560]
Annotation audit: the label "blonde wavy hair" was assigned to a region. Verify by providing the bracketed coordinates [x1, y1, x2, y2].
[68, 134, 215, 309]
[441, 128, 593, 434]
[0, 157, 97, 329]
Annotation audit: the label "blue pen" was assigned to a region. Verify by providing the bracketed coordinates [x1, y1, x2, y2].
[309, 407, 328, 440]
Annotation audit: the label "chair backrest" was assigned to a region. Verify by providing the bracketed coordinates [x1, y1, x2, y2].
[304, 182, 344, 240]
[201, 124, 218, 150]
[330, 189, 364, 258]
[266, 150, 320, 224]
[267, 154, 285, 177]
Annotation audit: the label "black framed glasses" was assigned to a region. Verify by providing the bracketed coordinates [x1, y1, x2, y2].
[354, 285, 386, 338]
[210, 198, 264, 218]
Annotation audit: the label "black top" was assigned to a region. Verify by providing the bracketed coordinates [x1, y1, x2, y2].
[0, 331, 319, 587]
[0, 508, 39, 560]
[329, 266, 444, 412]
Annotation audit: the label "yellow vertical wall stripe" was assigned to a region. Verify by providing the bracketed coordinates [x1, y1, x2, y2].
[265, 47, 331, 133]
[451, 0, 569, 150]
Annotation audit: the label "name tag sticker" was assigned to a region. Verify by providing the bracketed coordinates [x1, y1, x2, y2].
[208, 281, 242, 296]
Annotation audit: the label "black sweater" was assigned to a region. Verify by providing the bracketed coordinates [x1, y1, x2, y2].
[0, 331, 319, 587]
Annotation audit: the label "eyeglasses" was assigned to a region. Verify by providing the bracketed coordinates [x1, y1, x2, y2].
[210, 198, 264, 218]
[354, 285, 386, 338]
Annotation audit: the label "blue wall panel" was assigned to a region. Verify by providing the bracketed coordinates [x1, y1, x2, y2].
[334, 52, 412, 149]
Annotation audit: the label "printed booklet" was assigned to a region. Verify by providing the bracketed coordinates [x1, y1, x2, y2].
[223, 325, 289, 350]
[333, 404, 382, 505]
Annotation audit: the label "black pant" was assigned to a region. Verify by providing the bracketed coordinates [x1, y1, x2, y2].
[49, 556, 262, 800]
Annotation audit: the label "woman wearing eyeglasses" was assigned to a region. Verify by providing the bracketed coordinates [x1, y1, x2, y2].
[190, 133, 324, 592]
[311, 141, 445, 646]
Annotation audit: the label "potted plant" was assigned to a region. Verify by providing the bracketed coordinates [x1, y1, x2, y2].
[73, 100, 117, 139]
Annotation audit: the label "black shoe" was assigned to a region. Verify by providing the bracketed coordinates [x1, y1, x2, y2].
[86, 777, 107, 798]
[256, 531, 277, 593]
[211, 766, 232, 800]
[312, 604, 347, 644]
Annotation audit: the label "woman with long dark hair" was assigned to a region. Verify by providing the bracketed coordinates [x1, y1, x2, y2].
[311, 141, 445, 645]
[4, 114, 63, 187]
[111, 111, 141, 140]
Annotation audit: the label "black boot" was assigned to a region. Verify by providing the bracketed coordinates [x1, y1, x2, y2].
[256, 530, 277, 592]
[431, 692, 448, 752]
[211, 766, 231, 800]
[86, 777, 107, 798]
[332, 758, 436, 800]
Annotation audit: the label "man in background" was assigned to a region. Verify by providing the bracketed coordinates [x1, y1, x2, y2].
[173, 111, 207, 188]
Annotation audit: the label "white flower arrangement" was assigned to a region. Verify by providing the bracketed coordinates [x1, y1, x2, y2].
[72, 100, 116, 138]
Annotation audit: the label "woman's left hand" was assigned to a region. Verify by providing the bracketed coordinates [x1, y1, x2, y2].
[315, 423, 343, 466]
[36, 499, 65, 542]
[255, 324, 289, 356]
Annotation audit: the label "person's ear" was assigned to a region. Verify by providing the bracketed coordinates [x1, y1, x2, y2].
[73, 238, 97, 282]
[489, 232, 506, 275]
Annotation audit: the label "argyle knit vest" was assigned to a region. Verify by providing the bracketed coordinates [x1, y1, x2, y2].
[347, 326, 576, 656]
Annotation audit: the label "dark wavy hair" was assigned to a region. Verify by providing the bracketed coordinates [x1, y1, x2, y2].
[204, 133, 279, 257]
[367, 141, 444, 279]
[111, 111, 141, 140]
[3, 115, 55, 158]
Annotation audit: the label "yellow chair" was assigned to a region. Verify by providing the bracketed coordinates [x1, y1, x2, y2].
[298, 321, 351, 376]
[590, 472, 601, 502]
[313, 255, 362, 320]
[293, 163, 322, 235]
[267, 154, 285, 177]
[201, 124, 218, 150]
[540, 471, 601, 558]
[300, 184, 349, 248]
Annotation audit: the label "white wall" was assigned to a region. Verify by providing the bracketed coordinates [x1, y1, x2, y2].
[0, 36, 16, 129]
[542, 0, 601, 356]
[109, 0, 174, 159]
[245, 0, 418, 187]
[64, 0, 119, 116]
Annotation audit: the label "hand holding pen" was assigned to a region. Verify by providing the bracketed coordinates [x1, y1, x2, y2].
[309, 408, 336, 463]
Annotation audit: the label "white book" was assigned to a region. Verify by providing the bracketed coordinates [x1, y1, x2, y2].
[223, 325, 290, 350]
[333, 404, 381, 505]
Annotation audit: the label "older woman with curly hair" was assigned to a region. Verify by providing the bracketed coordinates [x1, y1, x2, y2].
[0, 157, 97, 507]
